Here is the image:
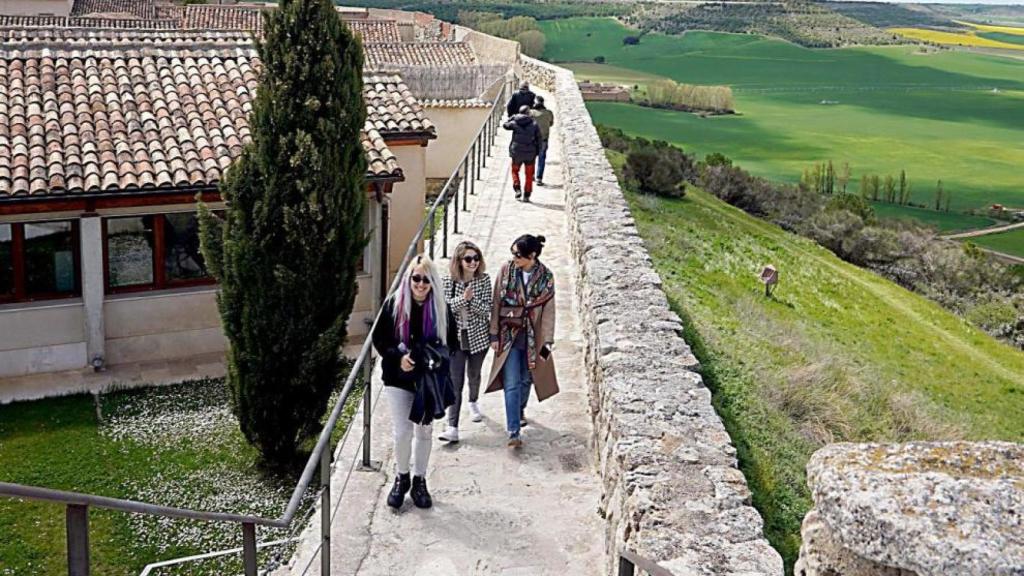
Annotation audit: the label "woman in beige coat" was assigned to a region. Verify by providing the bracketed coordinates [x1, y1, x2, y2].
[487, 234, 558, 447]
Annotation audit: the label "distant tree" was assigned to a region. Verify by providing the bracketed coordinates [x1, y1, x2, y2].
[870, 175, 881, 201]
[944, 189, 952, 212]
[884, 174, 896, 204]
[825, 160, 835, 195]
[859, 174, 870, 199]
[594, 55, 606, 63]
[935, 179, 944, 211]
[704, 152, 732, 168]
[838, 162, 850, 194]
[516, 30, 547, 58]
[625, 147, 685, 197]
[898, 170, 908, 205]
[198, 0, 367, 466]
[826, 193, 876, 224]
[623, 35, 640, 45]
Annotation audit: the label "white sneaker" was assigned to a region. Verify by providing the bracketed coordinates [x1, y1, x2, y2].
[438, 426, 459, 443]
[469, 402, 483, 422]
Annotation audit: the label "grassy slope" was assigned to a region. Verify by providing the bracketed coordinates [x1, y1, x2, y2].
[541, 18, 1024, 215]
[621, 176, 1024, 570]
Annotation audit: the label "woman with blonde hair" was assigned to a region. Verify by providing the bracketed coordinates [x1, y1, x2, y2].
[438, 241, 493, 443]
[372, 254, 456, 510]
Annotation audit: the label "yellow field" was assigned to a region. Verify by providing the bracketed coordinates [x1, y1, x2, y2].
[957, 21, 1024, 35]
[890, 27, 1024, 50]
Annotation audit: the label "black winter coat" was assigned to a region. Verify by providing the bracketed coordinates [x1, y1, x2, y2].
[506, 88, 536, 118]
[503, 114, 541, 164]
[372, 298, 457, 393]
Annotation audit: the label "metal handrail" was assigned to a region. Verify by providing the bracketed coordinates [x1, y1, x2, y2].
[0, 74, 515, 576]
[618, 549, 676, 576]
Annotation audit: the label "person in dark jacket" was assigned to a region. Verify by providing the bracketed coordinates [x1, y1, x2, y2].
[503, 105, 542, 202]
[529, 96, 554, 186]
[506, 81, 536, 118]
[372, 254, 456, 510]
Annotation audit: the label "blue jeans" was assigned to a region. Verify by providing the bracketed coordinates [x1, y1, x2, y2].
[502, 347, 532, 437]
[537, 140, 548, 181]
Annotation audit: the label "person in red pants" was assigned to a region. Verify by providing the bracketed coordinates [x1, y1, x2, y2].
[503, 105, 542, 202]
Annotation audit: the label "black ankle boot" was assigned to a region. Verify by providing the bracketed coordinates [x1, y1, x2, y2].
[387, 473, 411, 509]
[410, 476, 433, 509]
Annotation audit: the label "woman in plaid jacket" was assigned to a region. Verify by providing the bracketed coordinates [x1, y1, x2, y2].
[438, 240, 493, 443]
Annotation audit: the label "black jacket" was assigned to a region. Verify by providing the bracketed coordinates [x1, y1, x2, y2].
[503, 114, 541, 164]
[506, 88, 536, 118]
[372, 298, 457, 393]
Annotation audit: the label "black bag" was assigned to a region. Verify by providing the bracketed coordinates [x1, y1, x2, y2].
[408, 341, 456, 425]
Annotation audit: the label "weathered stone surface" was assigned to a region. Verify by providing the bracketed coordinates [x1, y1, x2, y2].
[795, 509, 917, 576]
[520, 55, 782, 576]
[805, 441, 1024, 576]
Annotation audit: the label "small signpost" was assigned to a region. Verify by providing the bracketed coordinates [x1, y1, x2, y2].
[759, 265, 778, 297]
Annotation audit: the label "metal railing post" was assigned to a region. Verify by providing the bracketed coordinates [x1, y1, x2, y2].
[242, 523, 257, 576]
[461, 159, 469, 209]
[453, 179, 460, 233]
[618, 555, 635, 576]
[67, 504, 89, 576]
[469, 149, 475, 199]
[320, 447, 331, 576]
[361, 357, 373, 469]
[442, 188, 449, 259]
[482, 129, 488, 168]
[428, 204, 435, 259]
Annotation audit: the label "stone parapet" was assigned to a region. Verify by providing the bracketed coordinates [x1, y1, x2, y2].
[796, 442, 1024, 576]
[519, 55, 782, 576]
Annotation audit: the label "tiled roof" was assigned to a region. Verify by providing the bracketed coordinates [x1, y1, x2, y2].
[0, 41, 425, 199]
[70, 0, 158, 19]
[364, 73, 435, 137]
[421, 98, 491, 109]
[348, 20, 402, 43]
[0, 14, 179, 29]
[177, 5, 401, 42]
[181, 5, 265, 31]
[364, 42, 477, 68]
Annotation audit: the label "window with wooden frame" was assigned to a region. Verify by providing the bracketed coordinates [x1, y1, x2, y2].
[0, 220, 81, 304]
[103, 212, 217, 294]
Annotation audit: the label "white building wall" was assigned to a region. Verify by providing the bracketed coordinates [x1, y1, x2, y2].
[0, 301, 87, 377]
[424, 107, 491, 180]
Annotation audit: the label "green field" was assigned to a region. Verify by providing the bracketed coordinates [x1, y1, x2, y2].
[970, 226, 1024, 256]
[621, 177, 1024, 571]
[870, 202, 998, 232]
[542, 18, 1024, 214]
[978, 31, 1024, 45]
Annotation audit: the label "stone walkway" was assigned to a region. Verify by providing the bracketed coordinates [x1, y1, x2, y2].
[282, 89, 605, 575]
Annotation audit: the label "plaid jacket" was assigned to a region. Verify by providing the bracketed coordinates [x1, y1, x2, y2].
[443, 273, 493, 355]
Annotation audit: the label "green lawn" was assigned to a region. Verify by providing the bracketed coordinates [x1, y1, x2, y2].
[543, 18, 1024, 213]
[621, 177, 1024, 572]
[0, 379, 356, 575]
[870, 202, 998, 233]
[969, 226, 1024, 256]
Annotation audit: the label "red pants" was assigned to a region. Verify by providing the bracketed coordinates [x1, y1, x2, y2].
[511, 162, 535, 197]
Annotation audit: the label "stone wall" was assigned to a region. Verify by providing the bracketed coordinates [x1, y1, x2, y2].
[796, 442, 1023, 576]
[519, 55, 783, 576]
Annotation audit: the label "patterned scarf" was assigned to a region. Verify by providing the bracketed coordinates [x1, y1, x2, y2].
[496, 259, 555, 368]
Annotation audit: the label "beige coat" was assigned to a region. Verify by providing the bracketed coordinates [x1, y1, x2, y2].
[485, 261, 559, 401]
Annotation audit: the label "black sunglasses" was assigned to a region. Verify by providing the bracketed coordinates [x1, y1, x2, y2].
[410, 274, 431, 285]
[462, 255, 481, 263]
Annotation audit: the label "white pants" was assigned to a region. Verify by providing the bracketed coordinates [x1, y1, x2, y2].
[385, 386, 433, 477]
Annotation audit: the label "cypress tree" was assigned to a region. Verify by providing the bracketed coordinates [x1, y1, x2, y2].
[198, 0, 367, 466]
